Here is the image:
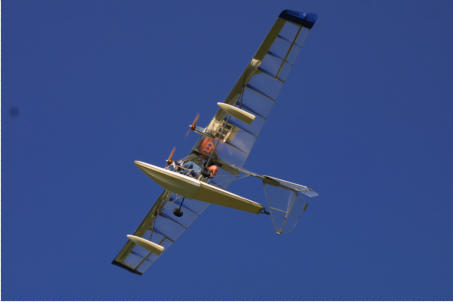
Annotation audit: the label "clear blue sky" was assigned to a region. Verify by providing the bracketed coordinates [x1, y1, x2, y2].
[2, 0, 453, 300]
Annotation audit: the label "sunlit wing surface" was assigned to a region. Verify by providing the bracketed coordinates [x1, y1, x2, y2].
[112, 191, 209, 274]
[193, 10, 317, 177]
[113, 9, 317, 275]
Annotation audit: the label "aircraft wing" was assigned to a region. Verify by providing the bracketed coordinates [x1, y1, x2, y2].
[113, 9, 317, 275]
[112, 190, 210, 275]
[193, 10, 317, 178]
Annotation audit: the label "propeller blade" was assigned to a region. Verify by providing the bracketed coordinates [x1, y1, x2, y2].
[184, 128, 191, 138]
[190, 113, 200, 131]
[185, 113, 200, 138]
[166, 146, 176, 166]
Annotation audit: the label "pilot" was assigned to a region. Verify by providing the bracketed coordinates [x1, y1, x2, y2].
[199, 137, 215, 156]
[180, 161, 218, 178]
[208, 164, 219, 177]
[201, 164, 219, 178]
[178, 160, 201, 178]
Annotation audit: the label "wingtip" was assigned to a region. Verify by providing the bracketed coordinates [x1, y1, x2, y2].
[279, 9, 317, 29]
[112, 260, 143, 275]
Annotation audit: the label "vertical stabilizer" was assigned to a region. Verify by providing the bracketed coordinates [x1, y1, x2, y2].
[262, 177, 312, 234]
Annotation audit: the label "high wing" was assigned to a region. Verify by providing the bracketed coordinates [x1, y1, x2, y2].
[190, 10, 317, 186]
[112, 9, 317, 275]
[112, 191, 210, 274]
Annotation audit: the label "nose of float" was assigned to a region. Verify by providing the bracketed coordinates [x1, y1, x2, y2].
[134, 161, 168, 183]
[133, 160, 163, 182]
[134, 160, 148, 172]
[133, 160, 200, 199]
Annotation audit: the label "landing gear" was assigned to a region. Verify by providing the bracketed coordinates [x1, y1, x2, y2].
[261, 208, 270, 215]
[173, 198, 185, 217]
[173, 208, 183, 217]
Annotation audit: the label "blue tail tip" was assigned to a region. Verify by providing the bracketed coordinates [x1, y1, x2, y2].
[279, 9, 318, 29]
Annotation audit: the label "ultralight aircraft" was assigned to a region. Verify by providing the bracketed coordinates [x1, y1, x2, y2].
[113, 9, 319, 275]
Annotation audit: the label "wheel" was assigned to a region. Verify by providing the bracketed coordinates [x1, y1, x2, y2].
[173, 208, 183, 217]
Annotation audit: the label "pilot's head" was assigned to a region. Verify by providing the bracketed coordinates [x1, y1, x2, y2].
[200, 137, 215, 156]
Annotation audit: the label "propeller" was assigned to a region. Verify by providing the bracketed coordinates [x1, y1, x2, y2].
[166, 146, 176, 166]
[185, 113, 200, 138]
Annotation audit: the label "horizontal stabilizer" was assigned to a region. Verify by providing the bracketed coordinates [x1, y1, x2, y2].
[262, 175, 318, 198]
[220, 164, 318, 234]
[220, 163, 318, 198]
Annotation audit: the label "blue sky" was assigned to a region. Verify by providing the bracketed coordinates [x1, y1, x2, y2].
[2, 0, 453, 300]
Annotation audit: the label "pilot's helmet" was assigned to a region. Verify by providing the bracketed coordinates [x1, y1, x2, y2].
[200, 138, 215, 155]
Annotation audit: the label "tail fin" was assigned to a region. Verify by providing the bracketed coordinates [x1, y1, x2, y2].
[262, 176, 317, 234]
